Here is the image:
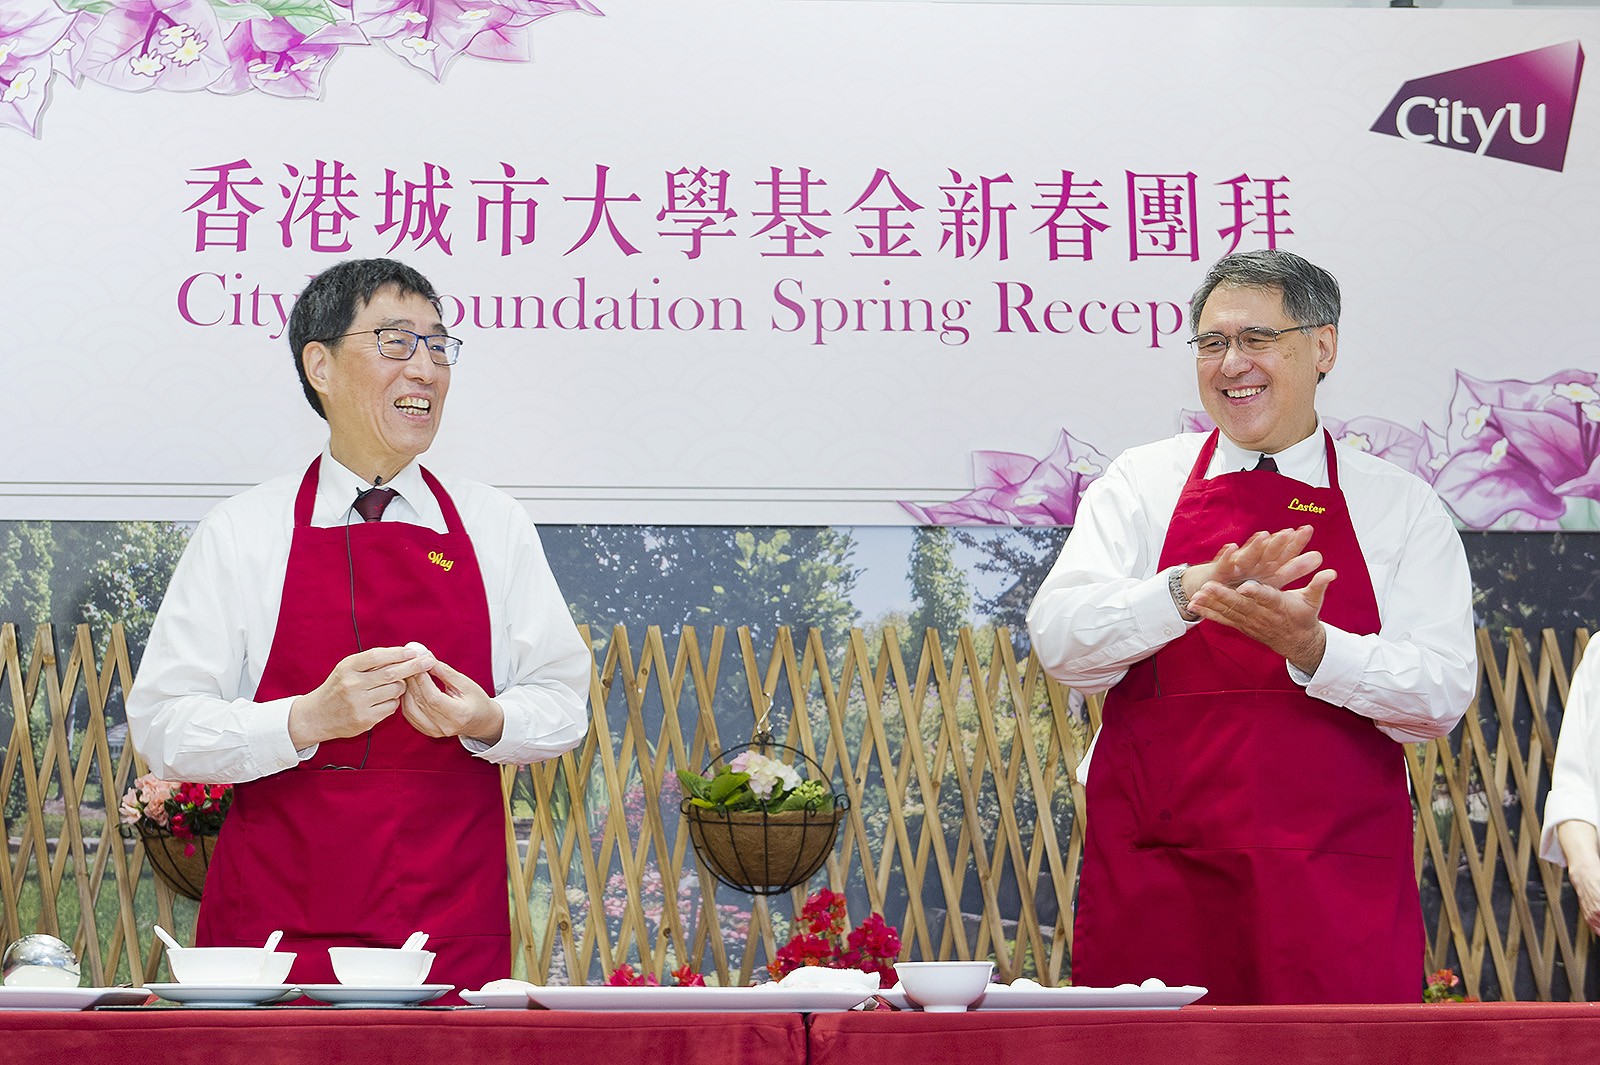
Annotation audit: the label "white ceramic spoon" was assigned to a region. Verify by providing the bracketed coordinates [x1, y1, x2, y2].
[152, 925, 184, 952]
[401, 932, 429, 952]
[263, 930, 284, 952]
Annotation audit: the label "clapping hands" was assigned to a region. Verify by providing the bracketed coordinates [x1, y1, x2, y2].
[1181, 526, 1336, 674]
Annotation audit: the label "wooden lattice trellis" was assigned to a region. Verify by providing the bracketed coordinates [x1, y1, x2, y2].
[0, 621, 1591, 998]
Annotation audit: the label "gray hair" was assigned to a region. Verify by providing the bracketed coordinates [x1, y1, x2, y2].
[1188, 249, 1341, 334]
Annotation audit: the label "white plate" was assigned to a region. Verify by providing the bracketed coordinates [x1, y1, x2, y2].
[299, 983, 452, 1007]
[460, 988, 535, 1009]
[0, 986, 153, 1010]
[526, 986, 875, 1012]
[147, 983, 298, 1007]
[880, 982, 1206, 1011]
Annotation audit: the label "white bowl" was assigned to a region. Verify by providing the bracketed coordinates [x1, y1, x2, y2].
[893, 961, 994, 1012]
[328, 947, 436, 987]
[167, 947, 295, 985]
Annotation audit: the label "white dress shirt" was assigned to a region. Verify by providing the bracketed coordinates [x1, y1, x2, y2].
[127, 448, 591, 783]
[1540, 646, 1600, 864]
[1026, 426, 1477, 770]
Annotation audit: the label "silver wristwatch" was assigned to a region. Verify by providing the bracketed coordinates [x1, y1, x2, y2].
[1168, 564, 1197, 620]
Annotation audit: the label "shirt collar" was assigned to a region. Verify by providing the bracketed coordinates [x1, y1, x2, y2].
[1212, 422, 1329, 486]
[312, 447, 441, 528]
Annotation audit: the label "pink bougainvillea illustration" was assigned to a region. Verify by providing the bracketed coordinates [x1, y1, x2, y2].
[0, 0, 601, 137]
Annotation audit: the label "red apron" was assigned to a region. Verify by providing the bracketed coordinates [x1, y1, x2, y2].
[196, 458, 509, 1001]
[1071, 430, 1420, 1004]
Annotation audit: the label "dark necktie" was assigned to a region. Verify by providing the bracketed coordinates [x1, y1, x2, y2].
[1253, 454, 1278, 473]
[354, 487, 397, 523]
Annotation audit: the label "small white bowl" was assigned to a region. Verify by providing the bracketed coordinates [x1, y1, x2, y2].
[328, 947, 436, 987]
[167, 947, 295, 985]
[893, 961, 994, 1012]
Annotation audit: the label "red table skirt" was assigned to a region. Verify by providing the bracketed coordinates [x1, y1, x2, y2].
[808, 1003, 1600, 1065]
[9, 1002, 1600, 1065]
[4, 1008, 806, 1065]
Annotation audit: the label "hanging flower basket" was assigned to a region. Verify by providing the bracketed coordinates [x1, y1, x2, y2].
[129, 824, 216, 901]
[678, 740, 849, 895]
[117, 775, 232, 902]
[683, 802, 848, 895]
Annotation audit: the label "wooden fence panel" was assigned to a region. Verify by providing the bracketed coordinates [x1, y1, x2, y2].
[0, 621, 1591, 998]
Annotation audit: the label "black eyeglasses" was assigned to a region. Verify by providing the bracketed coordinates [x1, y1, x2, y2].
[1186, 323, 1328, 361]
[322, 328, 462, 366]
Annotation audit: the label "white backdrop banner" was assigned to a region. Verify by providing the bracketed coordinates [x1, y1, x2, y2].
[2, 0, 1596, 528]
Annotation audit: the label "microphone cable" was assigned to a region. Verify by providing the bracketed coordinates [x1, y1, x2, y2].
[322, 478, 383, 771]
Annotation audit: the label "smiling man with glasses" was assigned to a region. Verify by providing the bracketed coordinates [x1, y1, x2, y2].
[128, 258, 590, 999]
[1027, 249, 1474, 1005]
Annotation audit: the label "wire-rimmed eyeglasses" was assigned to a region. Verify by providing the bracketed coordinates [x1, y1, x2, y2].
[322, 328, 462, 366]
[1186, 323, 1328, 361]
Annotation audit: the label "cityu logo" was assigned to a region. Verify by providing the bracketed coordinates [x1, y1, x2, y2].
[1370, 41, 1584, 172]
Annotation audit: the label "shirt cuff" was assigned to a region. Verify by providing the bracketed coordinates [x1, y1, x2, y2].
[250, 696, 314, 774]
[1298, 623, 1358, 704]
[1143, 566, 1198, 643]
[1541, 793, 1599, 866]
[459, 698, 515, 760]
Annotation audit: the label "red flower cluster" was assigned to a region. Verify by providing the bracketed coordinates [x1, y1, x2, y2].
[802, 887, 848, 938]
[1423, 967, 1478, 1003]
[768, 888, 901, 981]
[605, 963, 706, 987]
[121, 776, 234, 858]
[167, 783, 231, 843]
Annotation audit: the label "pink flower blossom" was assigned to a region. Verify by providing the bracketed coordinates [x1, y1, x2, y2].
[0, 1, 77, 136]
[348, 0, 600, 81]
[1431, 370, 1600, 528]
[900, 429, 1111, 526]
[209, 16, 367, 100]
[71, 0, 229, 92]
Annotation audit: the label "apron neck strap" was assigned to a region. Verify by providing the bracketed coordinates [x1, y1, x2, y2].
[1321, 428, 1340, 492]
[419, 466, 466, 536]
[1186, 429, 1221, 486]
[292, 458, 321, 528]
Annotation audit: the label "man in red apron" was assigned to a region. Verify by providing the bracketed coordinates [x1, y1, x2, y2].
[1027, 250, 1475, 1004]
[128, 260, 590, 998]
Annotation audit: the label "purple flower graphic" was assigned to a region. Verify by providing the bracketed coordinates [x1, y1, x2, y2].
[71, 0, 230, 92]
[209, 16, 367, 99]
[3, 0, 601, 134]
[900, 430, 1112, 526]
[0, 1, 77, 136]
[1431, 369, 1600, 528]
[349, 0, 600, 80]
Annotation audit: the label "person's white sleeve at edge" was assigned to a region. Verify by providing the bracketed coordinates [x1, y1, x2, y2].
[1025, 454, 1195, 694]
[1541, 646, 1600, 865]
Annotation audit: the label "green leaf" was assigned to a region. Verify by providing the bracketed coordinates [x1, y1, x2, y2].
[708, 771, 750, 804]
[211, 1, 273, 22]
[688, 797, 714, 809]
[59, 0, 112, 12]
[720, 784, 755, 809]
[675, 768, 711, 801]
[257, 0, 342, 22]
